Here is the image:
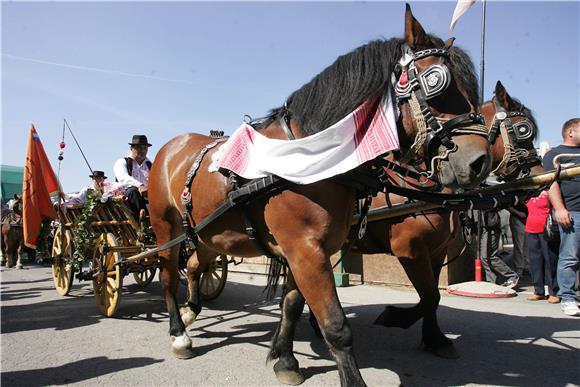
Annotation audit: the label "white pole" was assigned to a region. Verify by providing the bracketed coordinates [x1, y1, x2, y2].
[479, 0, 487, 104]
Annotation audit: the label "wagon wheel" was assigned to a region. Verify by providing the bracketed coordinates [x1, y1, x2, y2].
[51, 228, 74, 296]
[133, 267, 157, 286]
[92, 233, 123, 317]
[200, 255, 228, 301]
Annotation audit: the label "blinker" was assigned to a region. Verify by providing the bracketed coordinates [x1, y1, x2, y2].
[417, 64, 451, 100]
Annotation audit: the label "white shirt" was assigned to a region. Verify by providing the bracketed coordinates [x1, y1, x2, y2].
[113, 155, 151, 189]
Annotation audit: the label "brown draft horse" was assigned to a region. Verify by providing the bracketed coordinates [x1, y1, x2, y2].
[1, 195, 24, 269]
[370, 81, 543, 356]
[149, 6, 490, 386]
[297, 81, 543, 361]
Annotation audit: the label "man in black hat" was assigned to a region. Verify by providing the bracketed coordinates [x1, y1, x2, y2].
[113, 135, 153, 218]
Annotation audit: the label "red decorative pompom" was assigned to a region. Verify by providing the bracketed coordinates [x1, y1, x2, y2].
[399, 71, 408, 85]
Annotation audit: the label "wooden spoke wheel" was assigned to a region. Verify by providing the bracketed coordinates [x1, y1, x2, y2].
[92, 233, 123, 317]
[51, 228, 74, 296]
[200, 255, 228, 301]
[133, 267, 157, 287]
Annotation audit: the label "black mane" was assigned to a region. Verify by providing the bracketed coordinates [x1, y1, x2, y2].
[256, 35, 479, 136]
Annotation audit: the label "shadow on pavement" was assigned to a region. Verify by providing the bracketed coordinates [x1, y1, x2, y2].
[2, 271, 578, 386]
[0, 356, 162, 386]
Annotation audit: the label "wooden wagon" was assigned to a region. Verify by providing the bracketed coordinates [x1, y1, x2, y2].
[50, 195, 228, 317]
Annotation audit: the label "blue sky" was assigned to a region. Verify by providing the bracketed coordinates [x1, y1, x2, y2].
[2, 1, 579, 192]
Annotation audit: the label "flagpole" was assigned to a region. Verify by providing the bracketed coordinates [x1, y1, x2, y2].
[479, 0, 487, 104]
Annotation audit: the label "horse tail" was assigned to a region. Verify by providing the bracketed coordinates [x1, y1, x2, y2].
[263, 256, 287, 301]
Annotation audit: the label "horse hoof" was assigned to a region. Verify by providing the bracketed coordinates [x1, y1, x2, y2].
[274, 361, 305, 385]
[16, 264, 23, 270]
[179, 305, 198, 327]
[171, 334, 194, 359]
[425, 343, 459, 359]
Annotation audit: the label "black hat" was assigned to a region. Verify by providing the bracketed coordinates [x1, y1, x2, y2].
[89, 170, 107, 179]
[129, 134, 152, 147]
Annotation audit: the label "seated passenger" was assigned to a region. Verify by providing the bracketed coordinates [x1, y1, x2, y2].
[113, 134, 152, 218]
[64, 170, 109, 206]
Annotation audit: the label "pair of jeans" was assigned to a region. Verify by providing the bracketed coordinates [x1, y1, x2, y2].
[527, 233, 559, 296]
[557, 211, 580, 302]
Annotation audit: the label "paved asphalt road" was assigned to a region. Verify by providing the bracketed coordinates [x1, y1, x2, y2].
[1, 264, 579, 386]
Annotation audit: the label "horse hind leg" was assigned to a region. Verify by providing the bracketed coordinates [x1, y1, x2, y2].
[268, 270, 306, 385]
[180, 249, 205, 327]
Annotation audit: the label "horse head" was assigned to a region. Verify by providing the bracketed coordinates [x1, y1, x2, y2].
[480, 80, 543, 181]
[394, 4, 491, 189]
[11, 194, 23, 216]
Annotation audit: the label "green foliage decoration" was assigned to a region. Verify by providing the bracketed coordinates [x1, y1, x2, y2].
[68, 190, 101, 272]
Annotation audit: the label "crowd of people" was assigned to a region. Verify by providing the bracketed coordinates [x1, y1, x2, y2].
[479, 118, 579, 317]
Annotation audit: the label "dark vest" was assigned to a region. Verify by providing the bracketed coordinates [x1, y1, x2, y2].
[125, 157, 152, 176]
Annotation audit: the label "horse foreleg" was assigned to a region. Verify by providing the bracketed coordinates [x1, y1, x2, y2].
[422, 252, 458, 359]
[398, 252, 456, 358]
[289, 252, 365, 387]
[15, 242, 23, 269]
[0, 233, 6, 266]
[269, 270, 306, 385]
[180, 251, 203, 327]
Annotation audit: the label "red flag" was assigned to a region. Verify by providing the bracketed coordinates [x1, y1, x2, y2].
[22, 125, 59, 248]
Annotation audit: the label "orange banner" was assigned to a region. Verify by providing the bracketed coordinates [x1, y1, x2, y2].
[22, 125, 59, 248]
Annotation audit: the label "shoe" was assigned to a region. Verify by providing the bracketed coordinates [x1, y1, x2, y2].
[527, 294, 546, 301]
[548, 295, 561, 304]
[502, 276, 519, 289]
[561, 301, 580, 316]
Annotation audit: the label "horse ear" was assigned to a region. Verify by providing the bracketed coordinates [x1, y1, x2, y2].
[404, 3, 431, 50]
[494, 80, 514, 109]
[444, 37, 455, 50]
[13, 194, 19, 200]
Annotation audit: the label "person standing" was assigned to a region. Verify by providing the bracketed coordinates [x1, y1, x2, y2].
[543, 118, 580, 316]
[114, 135, 153, 218]
[525, 190, 559, 303]
[479, 208, 520, 288]
[508, 202, 529, 277]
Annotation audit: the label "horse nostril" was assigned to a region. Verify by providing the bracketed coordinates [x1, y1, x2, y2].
[470, 154, 488, 176]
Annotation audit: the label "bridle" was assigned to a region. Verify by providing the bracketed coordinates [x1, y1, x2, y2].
[487, 98, 541, 181]
[393, 45, 488, 178]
